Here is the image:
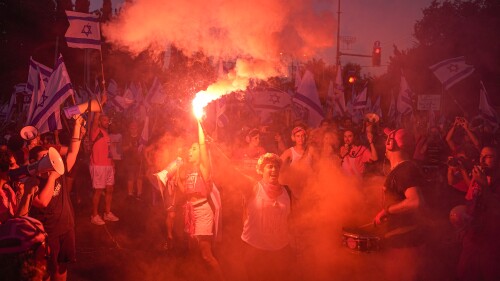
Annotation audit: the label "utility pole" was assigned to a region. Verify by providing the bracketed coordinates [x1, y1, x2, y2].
[335, 0, 381, 66]
[336, 0, 341, 66]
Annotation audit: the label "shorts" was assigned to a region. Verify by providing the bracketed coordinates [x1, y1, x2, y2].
[124, 163, 145, 180]
[46, 229, 76, 275]
[89, 165, 115, 189]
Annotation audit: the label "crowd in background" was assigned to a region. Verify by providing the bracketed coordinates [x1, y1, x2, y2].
[1, 97, 499, 281]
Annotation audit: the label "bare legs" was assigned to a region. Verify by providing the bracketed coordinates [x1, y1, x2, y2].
[198, 239, 225, 281]
[91, 185, 114, 216]
[127, 178, 143, 197]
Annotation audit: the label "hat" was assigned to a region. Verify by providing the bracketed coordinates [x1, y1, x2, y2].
[0, 216, 46, 254]
[292, 126, 306, 136]
[383, 128, 414, 151]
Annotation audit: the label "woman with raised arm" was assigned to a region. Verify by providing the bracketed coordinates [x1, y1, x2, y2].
[177, 120, 224, 281]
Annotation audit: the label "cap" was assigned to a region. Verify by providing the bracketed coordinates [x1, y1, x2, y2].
[246, 128, 260, 138]
[0, 216, 46, 254]
[383, 128, 414, 151]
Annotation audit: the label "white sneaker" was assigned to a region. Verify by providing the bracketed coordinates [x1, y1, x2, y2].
[91, 215, 105, 225]
[103, 212, 120, 222]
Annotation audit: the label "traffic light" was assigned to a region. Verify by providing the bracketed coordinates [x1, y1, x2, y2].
[372, 41, 381, 66]
[347, 69, 356, 84]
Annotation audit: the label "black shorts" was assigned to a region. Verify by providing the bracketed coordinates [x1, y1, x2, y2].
[46, 229, 76, 274]
[124, 163, 145, 180]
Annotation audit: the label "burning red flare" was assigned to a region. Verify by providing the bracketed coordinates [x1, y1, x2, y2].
[192, 91, 211, 119]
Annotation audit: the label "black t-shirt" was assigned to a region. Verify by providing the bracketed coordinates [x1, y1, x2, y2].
[30, 177, 74, 237]
[122, 134, 141, 165]
[383, 161, 425, 248]
[424, 141, 447, 166]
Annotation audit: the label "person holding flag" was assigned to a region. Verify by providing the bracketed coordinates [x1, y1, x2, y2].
[89, 93, 120, 225]
[65, 9, 118, 225]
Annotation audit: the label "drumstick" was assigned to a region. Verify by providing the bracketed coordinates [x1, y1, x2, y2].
[358, 222, 374, 229]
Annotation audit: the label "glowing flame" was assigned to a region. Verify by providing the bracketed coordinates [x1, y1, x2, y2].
[192, 91, 211, 119]
[191, 58, 282, 119]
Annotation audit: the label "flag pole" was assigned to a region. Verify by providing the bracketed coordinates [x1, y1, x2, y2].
[94, 48, 106, 113]
[97, 17, 106, 94]
[54, 36, 59, 67]
[442, 85, 466, 116]
[99, 49, 106, 91]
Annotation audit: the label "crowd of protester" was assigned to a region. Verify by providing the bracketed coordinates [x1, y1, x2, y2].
[0, 90, 499, 281]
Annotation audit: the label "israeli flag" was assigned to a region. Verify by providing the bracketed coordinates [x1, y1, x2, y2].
[65, 11, 101, 50]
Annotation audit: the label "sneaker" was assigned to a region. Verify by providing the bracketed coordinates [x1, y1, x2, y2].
[91, 215, 105, 225]
[162, 238, 173, 251]
[103, 212, 120, 222]
[163, 241, 170, 251]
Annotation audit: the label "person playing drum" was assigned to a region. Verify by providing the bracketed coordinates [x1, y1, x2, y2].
[374, 128, 426, 281]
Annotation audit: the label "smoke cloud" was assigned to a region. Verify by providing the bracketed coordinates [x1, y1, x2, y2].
[103, 0, 336, 106]
[103, 0, 335, 61]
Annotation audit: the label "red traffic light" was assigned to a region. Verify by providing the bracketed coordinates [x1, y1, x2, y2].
[372, 47, 381, 66]
[347, 69, 357, 84]
[372, 41, 381, 66]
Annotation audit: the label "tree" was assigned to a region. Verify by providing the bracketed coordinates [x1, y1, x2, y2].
[372, 0, 500, 118]
[101, 0, 113, 22]
[75, 0, 90, 13]
[0, 0, 57, 103]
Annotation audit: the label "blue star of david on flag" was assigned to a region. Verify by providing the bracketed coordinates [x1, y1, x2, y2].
[38, 94, 49, 107]
[81, 24, 92, 37]
[429, 56, 474, 90]
[269, 93, 281, 105]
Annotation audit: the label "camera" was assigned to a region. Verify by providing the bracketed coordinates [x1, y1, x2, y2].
[447, 156, 474, 171]
[455, 117, 466, 126]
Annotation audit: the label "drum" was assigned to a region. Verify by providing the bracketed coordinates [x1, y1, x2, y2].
[342, 226, 382, 253]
